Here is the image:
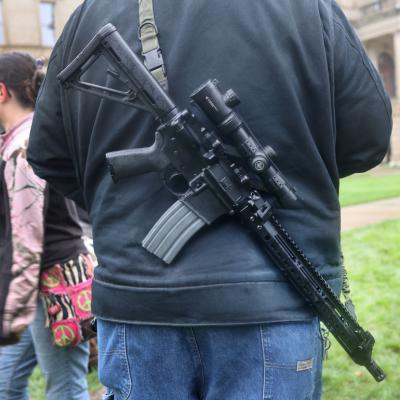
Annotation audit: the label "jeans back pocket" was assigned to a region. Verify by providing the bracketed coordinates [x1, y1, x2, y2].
[97, 320, 132, 400]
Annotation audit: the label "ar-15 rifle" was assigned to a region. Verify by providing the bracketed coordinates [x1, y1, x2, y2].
[58, 23, 385, 382]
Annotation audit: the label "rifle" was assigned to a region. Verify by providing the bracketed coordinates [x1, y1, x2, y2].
[58, 23, 385, 382]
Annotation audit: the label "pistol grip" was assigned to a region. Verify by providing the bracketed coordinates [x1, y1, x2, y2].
[106, 132, 169, 182]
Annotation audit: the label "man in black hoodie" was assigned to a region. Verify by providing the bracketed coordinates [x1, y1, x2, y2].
[28, 0, 391, 398]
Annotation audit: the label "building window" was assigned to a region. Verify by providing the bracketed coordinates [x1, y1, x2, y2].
[378, 52, 396, 97]
[40, 1, 56, 47]
[0, 1, 5, 45]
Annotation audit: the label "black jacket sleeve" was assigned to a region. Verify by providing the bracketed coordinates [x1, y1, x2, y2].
[28, 5, 85, 207]
[332, 2, 392, 178]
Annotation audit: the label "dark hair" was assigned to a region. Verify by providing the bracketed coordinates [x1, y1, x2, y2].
[0, 52, 45, 109]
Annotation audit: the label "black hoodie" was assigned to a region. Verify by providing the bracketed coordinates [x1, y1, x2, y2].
[28, 0, 391, 325]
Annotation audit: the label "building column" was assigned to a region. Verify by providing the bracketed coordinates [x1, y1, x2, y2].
[3, 0, 41, 47]
[55, 0, 82, 37]
[394, 31, 400, 100]
[391, 32, 400, 163]
[365, 42, 379, 69]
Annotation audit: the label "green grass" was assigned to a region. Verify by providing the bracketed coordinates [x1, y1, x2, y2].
[339, 172, 400, 207]
[29, 367, 102, 399]
[28, 367, 45, 399]
[28, 220, 400, 399]
[323, 220, 400, 399]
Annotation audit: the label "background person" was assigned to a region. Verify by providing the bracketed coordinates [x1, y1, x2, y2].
[0, 52, 91, 400]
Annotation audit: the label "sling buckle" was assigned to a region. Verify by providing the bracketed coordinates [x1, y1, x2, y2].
[142, 47, 165, 73]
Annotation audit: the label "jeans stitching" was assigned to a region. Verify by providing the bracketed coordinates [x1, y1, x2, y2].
[313, 319, 324, 399]
[188, 328, 206, 400]
[121, 324, 133, 400]
[260, 325, 272, 400]
[100, 350, 126, 355]
[317, 320, 326, 361]
[260, 325, 266, 400]
[264, 362, 313, 370]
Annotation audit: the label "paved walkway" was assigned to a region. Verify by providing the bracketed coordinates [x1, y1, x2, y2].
[341, 197, 400, 231]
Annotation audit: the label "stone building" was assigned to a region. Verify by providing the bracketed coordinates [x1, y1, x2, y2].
[0, 0, 82, 59]
[338, 0, 399, 162]
[0, 0, 398, 161]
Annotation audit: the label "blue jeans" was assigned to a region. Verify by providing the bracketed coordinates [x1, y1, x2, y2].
[0, 300, 90, 400]
[97, 318, 323, 400]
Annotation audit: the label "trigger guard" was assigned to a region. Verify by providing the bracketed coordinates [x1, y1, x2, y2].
[163, 168, 190, 197]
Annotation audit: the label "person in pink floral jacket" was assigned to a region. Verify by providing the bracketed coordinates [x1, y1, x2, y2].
[0, 53, 91, 400]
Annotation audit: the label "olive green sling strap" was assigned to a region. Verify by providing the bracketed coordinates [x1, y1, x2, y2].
[138, 0, 168, 91]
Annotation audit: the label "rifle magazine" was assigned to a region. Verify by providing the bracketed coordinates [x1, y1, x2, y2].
[142, 200, 206, 264]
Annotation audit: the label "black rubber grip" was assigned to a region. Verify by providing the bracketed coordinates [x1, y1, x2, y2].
[106, 132, 169, 182]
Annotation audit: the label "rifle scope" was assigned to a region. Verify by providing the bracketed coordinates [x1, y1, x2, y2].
[190, 80, 297, 207]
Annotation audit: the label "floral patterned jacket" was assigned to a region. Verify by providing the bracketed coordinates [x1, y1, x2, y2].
[0, 114, 45, 344]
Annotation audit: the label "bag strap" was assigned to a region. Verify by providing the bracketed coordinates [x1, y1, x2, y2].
[138, 0, 168, 91]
